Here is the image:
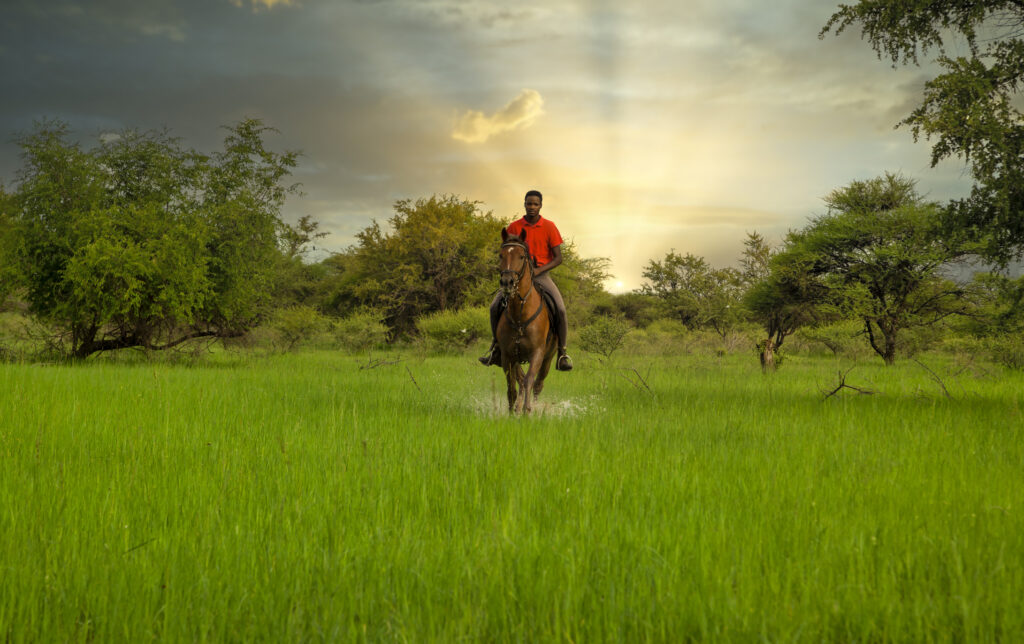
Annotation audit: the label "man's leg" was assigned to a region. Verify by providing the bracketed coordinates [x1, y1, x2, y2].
[478, 292, 503, 366]
[535, 273, 573, 371]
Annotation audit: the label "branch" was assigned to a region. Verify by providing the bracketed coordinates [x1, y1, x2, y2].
[358, 355, 404, 370]
[618, 367, 654, 396]
[912, 358, 952, 399]
[821, 367, 877, 401]
[405, 365, 422, 393]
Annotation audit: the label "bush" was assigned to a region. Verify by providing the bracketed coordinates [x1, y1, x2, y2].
[416, 306, 490, 354]
[619, 318, 688, 356]
[578, 315, 632, 360]
[610, 292, 662, 328]
[334, 309, 389, 354]
[987, 333, 1024, 370]
[269, 305, 331, 351]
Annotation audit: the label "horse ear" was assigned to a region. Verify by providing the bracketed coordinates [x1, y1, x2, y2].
[519, 228, 527, 242]
[501, 227, 509, 242]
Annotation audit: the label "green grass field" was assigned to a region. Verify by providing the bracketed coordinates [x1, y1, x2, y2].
[2, 351, 1022, 641]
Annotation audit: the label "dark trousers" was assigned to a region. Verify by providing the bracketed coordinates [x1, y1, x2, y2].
[489, 272, 568, 350]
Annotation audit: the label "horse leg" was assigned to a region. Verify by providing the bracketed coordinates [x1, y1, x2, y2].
[514, 366, 527, 414]
[534, 346, 555, 398]
[520, 349, 547, 414]
[503, 358, 517, 413]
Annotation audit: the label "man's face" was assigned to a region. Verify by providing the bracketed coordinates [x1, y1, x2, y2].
[524, 195, 542, 219]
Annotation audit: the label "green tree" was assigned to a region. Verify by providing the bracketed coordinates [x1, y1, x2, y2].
[958, 271, 1024, 336]
[10, 119, 299, 358]
[556, 240, 612, 303]
[578, 315, 631, 361]
[274, 214, 330, 308]
[198, 119, 300, 336]
[743, 245, 825, 371]
[333, 195, 504, 336]
[822, 1, 1024, 261]
[640, 251, 743, 337]
[789, 173, 970, 365]
[739, 231, 773, 286]
[0, 184, 19, 304]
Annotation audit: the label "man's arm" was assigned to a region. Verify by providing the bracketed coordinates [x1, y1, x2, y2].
[535, 243, 562, 276]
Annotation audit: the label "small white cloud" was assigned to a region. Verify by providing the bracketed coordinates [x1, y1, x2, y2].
[452, 89, 544, 144]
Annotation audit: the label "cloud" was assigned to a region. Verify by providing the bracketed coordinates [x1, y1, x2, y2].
[138, 21, 187, 41]
[452, 89, 544, 143]
[229, 0, 298, 10]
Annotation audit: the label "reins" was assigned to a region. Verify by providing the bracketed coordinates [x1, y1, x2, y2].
[500, 240, 545, 350]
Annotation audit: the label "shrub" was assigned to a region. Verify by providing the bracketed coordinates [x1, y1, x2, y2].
[269, 305, 331, 351]
[416, 306, 490, 354]
[578, 315, 632, 360]
[334, 309, 389, 354]
[611, 292, 662, 328]
[619, 318, 688, 356]
[987, 333, 1024, 370]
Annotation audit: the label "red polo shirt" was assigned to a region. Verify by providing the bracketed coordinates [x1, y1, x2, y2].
[507, 216, 563, 267]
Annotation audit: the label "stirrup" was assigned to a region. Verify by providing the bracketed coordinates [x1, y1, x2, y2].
[478, 343, 500, 366]
[556, 349, 573, 371]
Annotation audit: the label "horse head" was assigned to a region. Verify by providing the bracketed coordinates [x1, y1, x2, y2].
[499, 227, 531, 292]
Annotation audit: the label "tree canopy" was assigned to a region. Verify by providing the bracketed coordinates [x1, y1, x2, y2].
[9, 119, 299, 358]
[822, 0, 1024, 261]
[640, 250, 744, 337]
[325, 195, 504, 336]
[784, 173, 970, 364]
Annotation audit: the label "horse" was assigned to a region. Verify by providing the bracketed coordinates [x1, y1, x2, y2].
[496, 227, 558, 414]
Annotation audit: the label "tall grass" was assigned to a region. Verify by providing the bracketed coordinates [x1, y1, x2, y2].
[1, 352, 1022, 641]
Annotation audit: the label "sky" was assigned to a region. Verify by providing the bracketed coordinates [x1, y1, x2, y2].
[0, 0, 976, 291]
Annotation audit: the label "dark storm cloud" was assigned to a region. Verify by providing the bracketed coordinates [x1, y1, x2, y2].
[0, 0, 461, 187]
[0, 0, 976, 286]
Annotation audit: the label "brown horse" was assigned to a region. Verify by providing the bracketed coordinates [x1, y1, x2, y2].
[496, 227, 558, 414]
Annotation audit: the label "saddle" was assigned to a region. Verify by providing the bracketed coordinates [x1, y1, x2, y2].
[536, 283, 559, 332]
[500, 282, 560, 335]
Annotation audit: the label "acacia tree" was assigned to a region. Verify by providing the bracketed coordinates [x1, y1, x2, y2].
[822, 1, 1024, 262]
[790, 174, 970, 365]
[743, 240, 825, 371]
[11, 118, 299, 358]
[739, 231, 773, 287]
[640, 251, 744, 337]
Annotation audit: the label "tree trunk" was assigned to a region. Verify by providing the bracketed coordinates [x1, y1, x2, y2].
[882, 333, 897, 366]
[759, 337, 776, 372]
[865, 319, 899, 365]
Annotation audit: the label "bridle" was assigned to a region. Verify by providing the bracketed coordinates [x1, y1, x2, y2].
[500, 240, 533, 298]
[499, 240, 545, 347]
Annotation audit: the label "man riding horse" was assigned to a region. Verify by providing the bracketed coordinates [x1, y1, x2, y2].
[479, 189, 573, 372]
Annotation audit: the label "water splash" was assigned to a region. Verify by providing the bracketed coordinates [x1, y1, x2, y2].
[464, 393, 602, 418]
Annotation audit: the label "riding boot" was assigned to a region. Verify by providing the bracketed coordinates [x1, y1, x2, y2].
[556, 347, 574, 371]
[478, 339, 501, 366]
[554, 314, 573, 371]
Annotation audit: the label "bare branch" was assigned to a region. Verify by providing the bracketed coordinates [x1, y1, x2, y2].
[912, 358, 952, 399]
[405, 365, 422, 393]
[358, 355, 405, 370]
[821, 367, 877, 401]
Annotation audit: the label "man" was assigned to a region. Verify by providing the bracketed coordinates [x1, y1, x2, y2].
[479, 189, 573, 371]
